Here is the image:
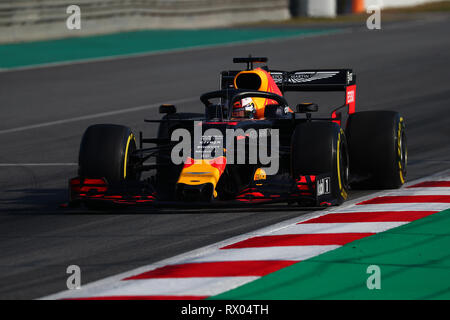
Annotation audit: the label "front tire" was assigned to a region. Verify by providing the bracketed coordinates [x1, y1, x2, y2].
[78, 124, 138, 184]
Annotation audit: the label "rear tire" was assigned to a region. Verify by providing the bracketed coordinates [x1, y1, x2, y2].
[346, 111, 407, 189]
[291, 122, 349, 204]
[79, 124, 138, 184]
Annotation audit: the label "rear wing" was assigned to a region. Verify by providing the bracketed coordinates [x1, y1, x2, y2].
[269, 69, 355, 92]
[271, 69, 357, 115]
[221, 68, 357, 114]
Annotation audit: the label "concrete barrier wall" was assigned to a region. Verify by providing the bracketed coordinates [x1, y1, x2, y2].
[0, 0, 290, 43]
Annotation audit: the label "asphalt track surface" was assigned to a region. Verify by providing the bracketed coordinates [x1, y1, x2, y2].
[0, 15, 449, 299]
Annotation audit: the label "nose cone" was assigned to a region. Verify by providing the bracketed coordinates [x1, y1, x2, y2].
[176, 157, 226, 202]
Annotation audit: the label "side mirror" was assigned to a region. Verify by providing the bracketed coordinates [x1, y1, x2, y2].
[264, 104, 285, 119]
[296, 103, 318, 113]
[159, 104, 176, 114]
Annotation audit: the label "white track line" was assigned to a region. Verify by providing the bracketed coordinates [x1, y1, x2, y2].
[383, 188, 450, 195]
[0, 96, 198, 135]
[62, 277, 259, 299]
[270, 222, 407, 235]
[42, 170, 450, 300]
[332, 202, 450, 213]
[188, 246, 340, 263]
[418, 176, 450, 182]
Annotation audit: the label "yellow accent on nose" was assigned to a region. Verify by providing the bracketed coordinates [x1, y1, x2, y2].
[177, 158, 226, 196]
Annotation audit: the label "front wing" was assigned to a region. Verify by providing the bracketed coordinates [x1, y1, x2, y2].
[63, 173, 339, 209]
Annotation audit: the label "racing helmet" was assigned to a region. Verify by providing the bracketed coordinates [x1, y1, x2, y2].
[232, 97, 256, 119]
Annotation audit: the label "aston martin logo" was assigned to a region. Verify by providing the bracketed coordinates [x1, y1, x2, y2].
[288, 71, 339, 83]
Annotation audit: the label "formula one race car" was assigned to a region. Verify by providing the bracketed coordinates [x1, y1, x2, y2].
[66, 56, 407, 208]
